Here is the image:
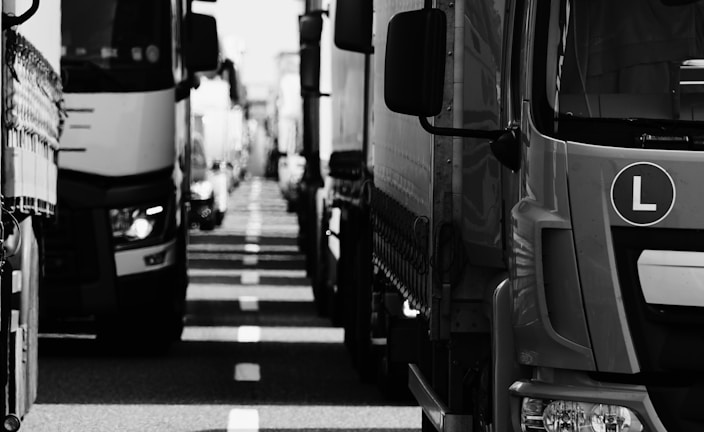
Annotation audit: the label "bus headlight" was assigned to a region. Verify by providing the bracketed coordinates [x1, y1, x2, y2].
[521, 398, 644, 432]
[110, 204, 167, 244]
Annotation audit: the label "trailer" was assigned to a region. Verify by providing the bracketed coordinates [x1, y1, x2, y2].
[302, 0, 704, 430]
[0, 0, 64, 428]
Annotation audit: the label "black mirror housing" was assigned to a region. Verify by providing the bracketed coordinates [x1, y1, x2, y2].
[300, 45, 321, 95]
[334, 0, 373, 53]
[384, 8, 446, 117]
[186, 13, 220, 73]
[300, 12, 324, 45]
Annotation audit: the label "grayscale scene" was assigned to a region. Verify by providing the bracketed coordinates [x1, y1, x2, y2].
[0, 0, 699, 431]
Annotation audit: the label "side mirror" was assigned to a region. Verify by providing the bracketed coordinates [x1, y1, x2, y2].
[186, 13, 220, 73]
[299, 12, 324, 45]
[300, 44, 321, 95]
[384, 8, 446, 117]
[334, 0, 373, 53]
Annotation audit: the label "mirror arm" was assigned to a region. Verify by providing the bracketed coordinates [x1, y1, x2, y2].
[303, 91, 331, 98]
[3, 0, 39, 30]
[418, 116, 503, 140]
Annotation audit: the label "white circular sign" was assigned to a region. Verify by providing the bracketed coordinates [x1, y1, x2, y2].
[610, 162, 676, 227]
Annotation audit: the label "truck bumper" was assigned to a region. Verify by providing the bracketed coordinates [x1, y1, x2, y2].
[408, 364, 472, 431]
[114, 239, 177, 277]
[40, 169, 184, 322]
[42, 237, 181, 318]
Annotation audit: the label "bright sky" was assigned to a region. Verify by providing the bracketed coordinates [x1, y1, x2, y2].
[193, 0, 304, 102]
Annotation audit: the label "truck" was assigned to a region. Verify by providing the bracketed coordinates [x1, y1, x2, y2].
[273, 51, 306, 211]
[40, 0, 219, 351]
[298, 0, 379, 383]
[302, 0, 704, 430]
[0, 0, 64, 428]
[190, 60, 247, 227]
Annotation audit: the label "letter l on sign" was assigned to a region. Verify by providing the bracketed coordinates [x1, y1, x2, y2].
[632, 176, 657, 212]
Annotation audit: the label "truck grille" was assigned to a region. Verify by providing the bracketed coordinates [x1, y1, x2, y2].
[612, 227, 704, 430]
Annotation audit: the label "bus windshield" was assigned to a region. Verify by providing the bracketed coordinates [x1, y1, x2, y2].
[61, 0, 173, 93]
[549, 0, 704, 123]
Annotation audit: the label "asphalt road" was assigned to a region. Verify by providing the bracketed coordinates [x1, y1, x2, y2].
[20, 177, 421, 432]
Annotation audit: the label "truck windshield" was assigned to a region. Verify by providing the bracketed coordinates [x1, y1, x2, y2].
[547, 0, 704, 127]
[61, 0, 173, 93]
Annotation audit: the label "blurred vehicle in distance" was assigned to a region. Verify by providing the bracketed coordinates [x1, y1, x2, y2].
[208, 160, 230, 225]
[278, 153, 306, 211]
[272, 52, 305, 212]
[189, 133, 216, 230]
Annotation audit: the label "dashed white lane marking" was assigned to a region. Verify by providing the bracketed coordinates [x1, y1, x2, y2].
[241, 271, 260, 285]
[237, 326, 261, 343]
[235, 363, 261, 382]
[239, 296, 259, 311]
[231, 183, 261, 430]
[227, 408, 259, 432]
[244, 244, 261, 254]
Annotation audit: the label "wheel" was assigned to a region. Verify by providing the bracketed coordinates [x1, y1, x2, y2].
[311, 201, 331, 317]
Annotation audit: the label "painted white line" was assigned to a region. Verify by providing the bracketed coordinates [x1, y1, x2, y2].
[227, 408, 259, 432]
[241, 271, 260, 285]
[244, 235, 260, 244]
[242, 255, 259, 266]
[189, 268, 306, 278]
[182, 326, 238, 342]
[235, 363, 261, 382]
[244, 244, 261, 254]
[247, 203, 260, 211]
[40, 333, 96, 340]
[239, 296, 259, 311]
[182, 326, 343, 343]
[237, 326, 261, 343]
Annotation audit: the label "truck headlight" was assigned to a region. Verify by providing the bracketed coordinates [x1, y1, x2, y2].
[521, 398, 644, 432]
[190, 180, 213, 200]
[110, 204, 167, 244]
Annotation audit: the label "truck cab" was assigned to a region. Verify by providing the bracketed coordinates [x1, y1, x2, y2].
[379, 0, 704, 430]
[40, 0, 218, 350]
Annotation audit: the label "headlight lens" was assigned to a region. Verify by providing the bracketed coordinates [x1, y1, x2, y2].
[521, 398, 644, 432]
[110, 204, 167, 243]
[191, 180, 213, 200]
